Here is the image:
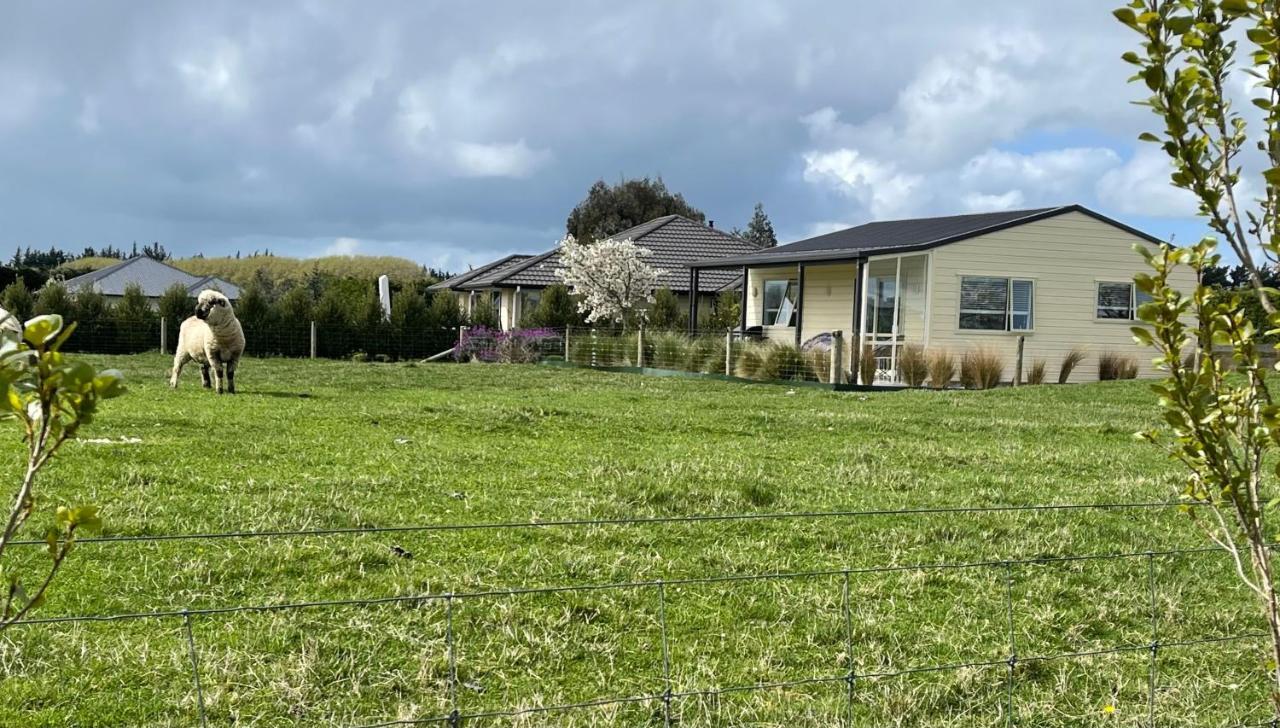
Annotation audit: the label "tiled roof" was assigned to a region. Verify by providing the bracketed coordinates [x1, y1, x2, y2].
[60, 257, 243, 299]
[688, 204, 1165, 268]
[456, 255, 534, 290]
[496, 215, 759, 293]
[426, 254, 527, 292]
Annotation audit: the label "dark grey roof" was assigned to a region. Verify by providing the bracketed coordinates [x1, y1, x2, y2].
[60, 257, 242, 299]
[457, 254, 534, 290]
[689, 204, 1166, 268]
[496, 215, 759, 293]
[426, 254, 526, 292]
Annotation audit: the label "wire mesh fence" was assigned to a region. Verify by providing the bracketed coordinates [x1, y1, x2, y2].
[6, 502, 1280, 726]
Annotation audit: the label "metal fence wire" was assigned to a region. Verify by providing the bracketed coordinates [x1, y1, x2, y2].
[7, 501, 1280, 726]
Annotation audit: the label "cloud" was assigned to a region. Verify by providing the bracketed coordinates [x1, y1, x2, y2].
[802, 149, 923, 219]
[321, 236, 361, 256]
[1096, 146, 1200, 217]
[451, 140, 551, 179]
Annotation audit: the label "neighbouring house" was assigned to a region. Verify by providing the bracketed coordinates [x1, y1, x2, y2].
[688, 205, 1197, 384]
[431, 215, 761, 330]
[59, 256, 242, 306]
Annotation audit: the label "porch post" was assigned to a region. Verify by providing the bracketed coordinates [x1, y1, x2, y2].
[738, 265, 748, 332]
[688, 268, 700, 334]
[852, 259, 867, 383]
[794, 263, 806, 347]
[514, 285, 522, 329]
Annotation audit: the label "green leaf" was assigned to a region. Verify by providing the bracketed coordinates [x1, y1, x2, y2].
[22, 315, 62, 347]
[1221, 0, 1251, 15]
[1138, 132, 1161, 143]
[1113, 7, 1138, 26]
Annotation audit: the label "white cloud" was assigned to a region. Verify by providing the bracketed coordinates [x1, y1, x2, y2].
[175, 41, 246, 111]
[1096, 146, 1200, 218]
[802, 148, 923, 219]
[962, 191, 1025, 212]
[321, 236, 361, 256]
[451, 139, 550, 178]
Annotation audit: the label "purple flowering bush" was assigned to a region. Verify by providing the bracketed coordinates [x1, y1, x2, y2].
[456, 327, 562, 364]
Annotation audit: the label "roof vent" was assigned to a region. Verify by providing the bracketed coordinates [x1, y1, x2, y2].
[708, 220, 714, 228]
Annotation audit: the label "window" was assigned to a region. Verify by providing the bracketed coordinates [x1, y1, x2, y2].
[762, 279, 798, 327]
[1096, 282, 1150, 320]
[959, 276, 1034, 331]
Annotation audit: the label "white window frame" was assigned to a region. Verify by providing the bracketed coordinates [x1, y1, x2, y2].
[1095, 281, 1148, 321]
[762, 278, 798, 327]
[957, 275, 1035, 333]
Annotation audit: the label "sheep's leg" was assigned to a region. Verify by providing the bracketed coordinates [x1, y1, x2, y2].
[225, 360, 237, 394]
[205, 347, 224, 393]
[200, 364, 212, 389]
[170, 352, 189, 388]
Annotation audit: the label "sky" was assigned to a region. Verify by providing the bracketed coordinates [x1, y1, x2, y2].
[0, 1, 1234, 273]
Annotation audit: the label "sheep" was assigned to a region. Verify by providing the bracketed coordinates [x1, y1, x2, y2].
[169, 289, 245, 394]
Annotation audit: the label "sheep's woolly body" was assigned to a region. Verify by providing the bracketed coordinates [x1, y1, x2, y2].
[170, 290, 245, 394]
[0, 305, 20, 335]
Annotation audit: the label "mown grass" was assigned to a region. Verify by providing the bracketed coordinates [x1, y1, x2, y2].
[0, 354, 1270, 727]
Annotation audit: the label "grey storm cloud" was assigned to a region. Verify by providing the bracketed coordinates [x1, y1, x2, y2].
[0, 1, 1210, 270]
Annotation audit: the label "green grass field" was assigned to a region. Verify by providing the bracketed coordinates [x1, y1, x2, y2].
[0, 355, 1270, 727]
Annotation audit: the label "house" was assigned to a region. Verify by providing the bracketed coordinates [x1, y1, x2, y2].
[432, 215, 761, 330]
[688, 205, 1196, 384]
[60, 256, 242, 306]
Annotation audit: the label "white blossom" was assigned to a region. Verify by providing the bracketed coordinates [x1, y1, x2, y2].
[555, 235, 663, 327]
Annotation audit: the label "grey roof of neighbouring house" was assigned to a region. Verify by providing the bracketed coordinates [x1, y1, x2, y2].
[456, 254, 535, 290]
[688, 204, 1167, 268]
[59, 256, 242, 299]
[426, 254, 531, 292]
[490, 215, 758, 293]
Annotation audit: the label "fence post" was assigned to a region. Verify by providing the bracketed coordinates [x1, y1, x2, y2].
[831, 330, 844, 384]
[590, 329, 597, 368]
[564, 326, 571, 362]
[160, 317, 167, 355]
[1013, 335, 1025, 387]
[637, 326, 645, 368]
[309, 321, 317, 359]
[725, 330, 732, 376]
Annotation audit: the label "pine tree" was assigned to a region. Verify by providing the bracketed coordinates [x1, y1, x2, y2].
[742, 203, 777, 248]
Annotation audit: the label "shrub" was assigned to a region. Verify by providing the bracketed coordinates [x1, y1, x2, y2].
[708, 290, 741, 331]
[760, 343, 813, 381]
[649, 288, 685, 331]
[468, 295, 500, 330]
[734, 342, 765, 379]
[926, 349, 955, 389]
[806, 348, 832, 383]
[1099, 351, 1140, 381]
[650, 331, 687, 369]
[857, 344, 877, 386]
[899, 344, 928, 387]
[960, 348, 1004, 390]
[682, 335, 718, 373]
[1, 280, 34, 322]
[703, 335, 730, 375]
[1026, 359, 1047, 385]
[1058, 348, 1086, 384]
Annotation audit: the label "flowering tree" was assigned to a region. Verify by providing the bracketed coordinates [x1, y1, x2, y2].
[555, 235, 663, 329]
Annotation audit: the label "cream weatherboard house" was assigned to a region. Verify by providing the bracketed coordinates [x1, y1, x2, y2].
[688, 205, 1196, 384]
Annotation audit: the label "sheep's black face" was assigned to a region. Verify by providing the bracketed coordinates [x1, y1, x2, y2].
[195, 297, 228, 322]
[195, 303, 210, 320]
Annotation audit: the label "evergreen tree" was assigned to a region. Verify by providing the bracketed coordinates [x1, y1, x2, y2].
[2, 280, 34, 322]
[390, 290, 430, 329]
[565, 177, 705, 241]
[73, 287, 109, 322]
[426, 290, 464, 329]
[741, 203, 777, 248]
[467, 294, 500, 330]
[708, 290, 742, 330]
[113, 283, 154, 324]
[156, 284, 194, 326]
[235, 283, 274, 331]
[523, 284, 580, 329]
[273, 286, 314, 325]
[648, 287, 685, 330]
[33, 282, 73, 318]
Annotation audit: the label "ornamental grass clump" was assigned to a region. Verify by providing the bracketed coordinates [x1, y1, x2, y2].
[734, 342, 765, 379]
[898, 344, 928, 387]
[1098, 351, 1139, 381]
[1027, 359, 1047, 385]
[1058, 348, 1086, 384]
[682, 336, 719, 374]
[959, 348, 1004, 390]
[857, 345, 878, 386]
[760, 343, 812, 382]
[650, 331, 687, 370]
[926, 349, 955, 389]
